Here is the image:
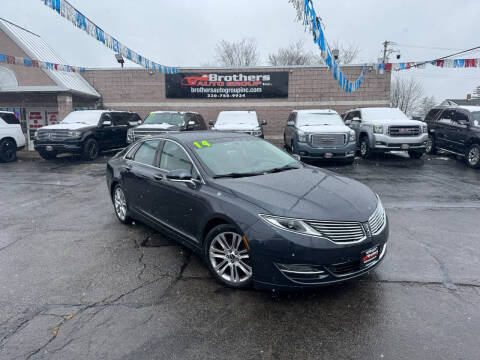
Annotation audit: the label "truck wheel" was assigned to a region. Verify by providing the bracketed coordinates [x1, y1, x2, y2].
[82, 138, 99, 161]
[408, 150, 424, 159]
[359, 137, 371, 159]
[0, 139, 17, 162]
[466, 144, 480, 168]
[426, 134, 437, 155]
[38, 150, 57, 160]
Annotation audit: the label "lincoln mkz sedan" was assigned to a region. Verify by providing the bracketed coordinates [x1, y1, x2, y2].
[106, 132, 388, 290]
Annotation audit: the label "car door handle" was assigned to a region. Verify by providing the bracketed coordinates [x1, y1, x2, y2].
[153, 174, 163, 181]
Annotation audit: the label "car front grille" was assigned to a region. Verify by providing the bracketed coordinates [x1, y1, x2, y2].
[305, 220, 366, 243]
[36, 130, 70, 141]
[310, 133, 347, 148]
[327, 260, 361, 275]
[368, 201, 386, 235]
[388, 126, 421, 137]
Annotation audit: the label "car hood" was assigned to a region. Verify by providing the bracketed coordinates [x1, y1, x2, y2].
[372, 119, 425, 127]
[297, 125, 350, 133]
[213, 123, 259, 131]
[216, 167, 378, 222]
[39, 122, 94, 131]
[135, 124, 181, 131]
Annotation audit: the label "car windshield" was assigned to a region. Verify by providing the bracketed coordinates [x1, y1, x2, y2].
[362, 108, 409, 121]
[143, 113, 185, 126]
[191, 138, 299, 177]
[61, 111, 101, 125]
[297, 113, 343, 126]
[216, 112, 258, 126]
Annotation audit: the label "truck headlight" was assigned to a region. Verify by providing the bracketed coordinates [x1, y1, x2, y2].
[373, 125, 383, 134]
[67, 130, 82, 138]
[297, 131, 307, 142]
[127, 129, 134, 142]
[422, 125, 428, 133]
[349, 131, 355, 142]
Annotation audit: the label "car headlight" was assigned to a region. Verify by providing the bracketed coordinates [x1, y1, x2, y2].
[349, 130, 355, 142]
[422, 124, 428, 133]
[297, 131, 307, 142]
[127, 129, 134, 142]
[373, 125, 383, 134]
[67, 130, 82, 138]
[259, 214, 319, 236]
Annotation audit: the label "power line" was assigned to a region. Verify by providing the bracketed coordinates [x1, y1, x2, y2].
[396, 43, 464, 51]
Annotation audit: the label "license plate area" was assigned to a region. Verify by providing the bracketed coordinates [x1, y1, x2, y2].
[401, 144, 410, 150]
[324, 153, 333, 158]
[362, 246, 379, 265]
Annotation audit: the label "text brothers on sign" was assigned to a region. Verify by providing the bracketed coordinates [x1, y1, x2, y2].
[165, 72, 289, 99]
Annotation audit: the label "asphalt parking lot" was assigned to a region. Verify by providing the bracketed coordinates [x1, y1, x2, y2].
[1, 151, 479, 360]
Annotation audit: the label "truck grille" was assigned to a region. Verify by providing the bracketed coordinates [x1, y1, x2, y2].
[305, 220, 366, 243]
[388, 126, 420, 137]
[36, 130, 70, 141]
[310, 133, 347, 148]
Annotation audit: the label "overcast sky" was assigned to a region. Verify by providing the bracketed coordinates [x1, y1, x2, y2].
[2, 0, 480, 101]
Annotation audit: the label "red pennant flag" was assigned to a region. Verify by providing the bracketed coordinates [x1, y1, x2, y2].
[385, 63, 392, 70]
[6, 55, 15, 64]
[32, 60, 39, 68]
[465, 59, 477, 67]
[436, 60, 445, 67]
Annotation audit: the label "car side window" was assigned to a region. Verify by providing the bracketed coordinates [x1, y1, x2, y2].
[454, 110, 469, 124]
[438, 110, 455, 125]
[344, 112, 353, 121]
[425, 109, 441, 124]
[133, 140, 161, 166]
[352, 111, 361, 121]
[0, 113, 20, 125]
[114, 113, 130, 127]
[196, 114, 206, 129]
[101, 113, 113, 126]
[159, 141, 199, 179]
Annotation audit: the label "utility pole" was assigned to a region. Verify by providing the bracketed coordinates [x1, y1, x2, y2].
[382, 41, 400, 63]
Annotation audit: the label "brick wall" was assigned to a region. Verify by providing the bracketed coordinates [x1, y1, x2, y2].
[82, 66, 391, 139]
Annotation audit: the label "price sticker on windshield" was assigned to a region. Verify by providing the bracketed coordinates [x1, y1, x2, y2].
[193, 141, 211, 149]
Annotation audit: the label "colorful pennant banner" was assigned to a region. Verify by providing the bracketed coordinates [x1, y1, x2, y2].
[379, 58, 480, 72]
[41, 0, 178, 73]
[0, 53, 85, 73]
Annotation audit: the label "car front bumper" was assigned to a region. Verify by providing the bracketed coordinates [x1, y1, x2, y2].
[371, 133, 428, 151]
[296, 141, 356, 160]
[34, 141, 83, 154]
[245, 216, 389, 290]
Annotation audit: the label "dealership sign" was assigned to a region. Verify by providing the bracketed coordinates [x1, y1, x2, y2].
[165, 72, 288, 99]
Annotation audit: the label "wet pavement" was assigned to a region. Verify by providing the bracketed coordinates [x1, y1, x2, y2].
[0, 151, 479, 359]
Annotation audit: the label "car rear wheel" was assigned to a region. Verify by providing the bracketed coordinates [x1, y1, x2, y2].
[359, 137, 371, 159]
[408, 150, 424, 159]
[205, 224, 253, 289]
[82, 138, 99, 161]
[0, 139, 17, 162]
[425, 134, 436, 154]
[466, 144, 480, 168]
[113, 185, 131, 224]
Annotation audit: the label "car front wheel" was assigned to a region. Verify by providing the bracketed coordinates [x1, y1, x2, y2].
[466, 144, 480, 168]
[113, 185, 131, 224]
[0, 139, 17, 162]
[82, 138, 99, 161]
[359, 137, 371, 159]
[205, 224, 253, 289]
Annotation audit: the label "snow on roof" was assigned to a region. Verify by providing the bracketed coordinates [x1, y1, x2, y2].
[294, 109, 338, 114]
[0, 18, 99, 98]
[457, 105, 480, 112]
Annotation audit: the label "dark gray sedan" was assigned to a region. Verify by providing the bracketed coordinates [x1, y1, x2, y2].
[106, 132, 388, 290]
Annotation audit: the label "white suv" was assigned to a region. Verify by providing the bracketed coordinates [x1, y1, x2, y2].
[0, 111, 26, 162]
[343, 107, 428, 159]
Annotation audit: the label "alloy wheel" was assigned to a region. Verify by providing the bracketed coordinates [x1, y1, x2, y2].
[209, 232, 252, 285]
[114, 187, 127, 221]
[468, 146, 480, 166]
[360, 141, 367, 156]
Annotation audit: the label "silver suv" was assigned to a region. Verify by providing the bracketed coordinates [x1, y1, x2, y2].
[343, 107, 428, 159]
[283, 109, 356, 163]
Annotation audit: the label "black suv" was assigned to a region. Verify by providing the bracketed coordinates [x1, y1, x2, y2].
[425, 105, 480, 168]
[127, 111, 207, 143]
[34, 110, 141, 160]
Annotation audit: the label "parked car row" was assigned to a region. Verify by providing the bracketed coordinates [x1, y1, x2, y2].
[0, 111, 25, 163]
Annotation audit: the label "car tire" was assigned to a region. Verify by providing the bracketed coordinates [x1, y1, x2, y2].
[425, 134, 437, 155]
[408, 150, 424, 159]
[38, 150, 57, 160]
[82, 138, 99, 161]
[359, 137, 371, 159]
[466, 144, 480, 169]
[112, 185, 131, 224]
[0, 138, 17, 163]
[204, 224, 253, 289]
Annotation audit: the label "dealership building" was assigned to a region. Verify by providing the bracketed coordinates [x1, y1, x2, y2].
[1, 18, 392, 149]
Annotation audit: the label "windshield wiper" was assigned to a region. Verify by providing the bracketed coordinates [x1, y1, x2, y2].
[213, 171, 264, 179]
[265, 164, 300, 174]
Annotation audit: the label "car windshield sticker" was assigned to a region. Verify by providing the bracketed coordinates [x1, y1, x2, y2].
[193, 141, 211, 149]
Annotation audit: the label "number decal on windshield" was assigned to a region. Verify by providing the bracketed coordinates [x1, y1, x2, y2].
[193, 141, 211, 149]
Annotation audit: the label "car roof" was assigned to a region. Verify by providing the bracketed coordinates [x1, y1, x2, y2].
[431, 105, 480, 112]
[150, 111, 199, 115]
[0, 111, 14, 115]
[293, 109, 338, 114]
[147, 131, 253, 143]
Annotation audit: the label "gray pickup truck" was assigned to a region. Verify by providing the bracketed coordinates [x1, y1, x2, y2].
[343, 107, 428, 159]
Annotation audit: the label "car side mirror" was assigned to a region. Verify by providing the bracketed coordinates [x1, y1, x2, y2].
[287, 121, 294, 126]
[208, 120, 215, 126]
[261, 120, 267, 126]
[102, 120, 112, 127]
[167, 169, 193, 182]
[344, 120, 352, 125]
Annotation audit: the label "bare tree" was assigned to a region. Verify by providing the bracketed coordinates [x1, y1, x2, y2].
[390, 76, 424, 117]
[330, 41, 360, 64]
[214, 38, 259, 67]
[268, 40, 314, 66]
[417, 96, 437, 118]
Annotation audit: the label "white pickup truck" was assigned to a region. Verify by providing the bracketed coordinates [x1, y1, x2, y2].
[343, 107, 428, 159]
[0, 111, 25, 162]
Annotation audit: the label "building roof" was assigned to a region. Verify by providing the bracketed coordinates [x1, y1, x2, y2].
[443, 99, 480, 106]
[0, 18, 99, 98]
